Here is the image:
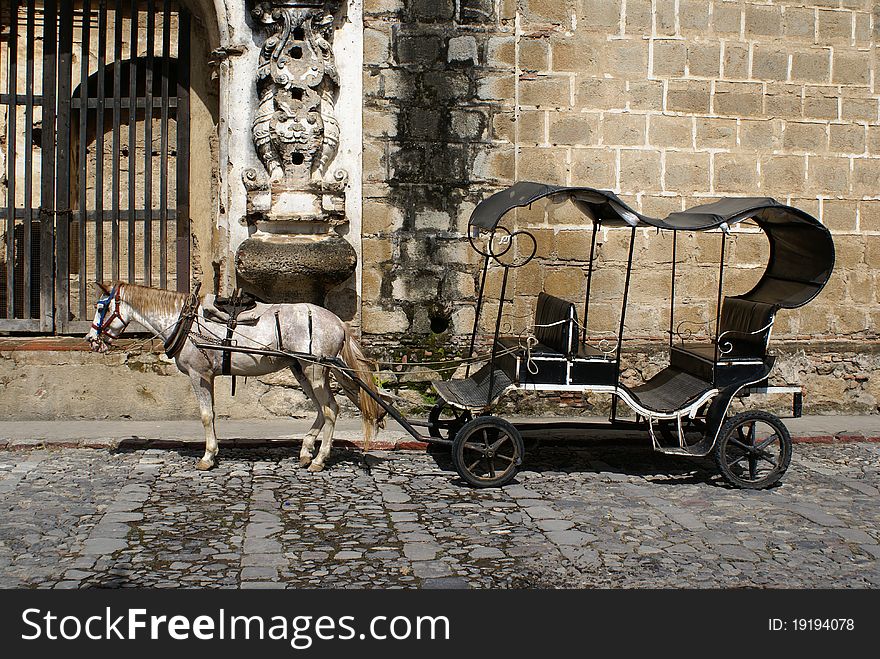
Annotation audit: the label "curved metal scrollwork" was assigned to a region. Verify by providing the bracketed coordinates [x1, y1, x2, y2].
[468, 226, 537, 269]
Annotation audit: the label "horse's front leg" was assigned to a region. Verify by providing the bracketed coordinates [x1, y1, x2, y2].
[188, 371, 218, 470]
[308, 366, 338, 473]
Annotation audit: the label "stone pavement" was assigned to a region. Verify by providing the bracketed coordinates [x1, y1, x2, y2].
[0, 417, 877, 589]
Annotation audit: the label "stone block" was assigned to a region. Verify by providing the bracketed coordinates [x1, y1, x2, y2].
[821, 199, 858, 232]
[695, 117, 737, 149]
[739, 119, 782, 151]
[712, 2, 742, 35]
[791, 50, 831, 83]
[818, 9, 854, 42]
[476, 74, 515, 102]
[619, 150, 662, 194]
[744, 4, 782, 36]
[833, 51, 870, 85]
[550, 35, 601, 74]
[363, 199, 404, 234]
[626, 80, 664, 111]
[664, 152, 710, 193]
[570, 148, 616, 188]
[361, 267, 383, 301]
[666, 80, 711, 114]
[679, 0, 710, 33]
[648, 115, 693, 148]
[555, 230, 594, 261]
[714, 154, 758, 193]
[447, 36, 478, 64]
[363, 307, 409, 334]
[604, 39, 648, 76]
[841, 96, 877, 122]
[783, 6, 816, 40]
[783, 122, 828, 152]
[804, 88, 839, 120]
[548, 112, 599, 146]
[654, 0, 676, 35]
[808, 157, 851, 195]
[829, 124, 865, 154]
[859, 200, 880, 232]
[523, 0, 569, 24]
[486, 36, 515, 68]
[520, 38, 549, 71]
[713, 81, 763, 117]
[544, 267, 587, 299]
[471, 146, 515, 183]
[362, 237, 393, 265]
[851, 158, 880, 195]
[752, 46, 789, 81]
[722, 42, 750, 79]
[577, 77, 627, 110]
[687, 42, 721, 77]
[624, 0, 651, 33]
[520, 75, 571, 108]
[518, 146, 568, 184]
[653, 40, 687, 77]
[518, 110, 546, 144]
[492, 111, 516, 142]
[602, 113, 647, 147]
[760, 155, 806, 193]
[579, 0, 622, 30]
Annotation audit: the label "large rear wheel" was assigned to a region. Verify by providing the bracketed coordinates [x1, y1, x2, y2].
[452, 416, 524, 488]
[713, 411, 792, 489]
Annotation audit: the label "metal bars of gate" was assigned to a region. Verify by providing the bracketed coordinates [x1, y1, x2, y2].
[0, 0, 190, 333]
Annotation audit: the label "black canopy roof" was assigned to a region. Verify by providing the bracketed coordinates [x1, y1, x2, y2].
[469, 181, 835, 309]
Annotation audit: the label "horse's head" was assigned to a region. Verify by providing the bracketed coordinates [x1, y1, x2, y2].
[85, 283, 130, 353]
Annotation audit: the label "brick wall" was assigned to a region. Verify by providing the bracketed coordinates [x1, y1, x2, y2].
[362, 1, 880, 411]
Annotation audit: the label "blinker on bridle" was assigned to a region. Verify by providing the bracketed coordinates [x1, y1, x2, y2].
[92, 285, 130, 341]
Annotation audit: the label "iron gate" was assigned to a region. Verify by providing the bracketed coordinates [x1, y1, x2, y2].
[1, 0, 190, 333]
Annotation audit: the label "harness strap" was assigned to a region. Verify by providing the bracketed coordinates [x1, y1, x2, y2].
[164, 283, 201, 358]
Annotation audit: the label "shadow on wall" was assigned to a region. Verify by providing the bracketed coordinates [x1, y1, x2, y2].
[386, 0, 494, 337]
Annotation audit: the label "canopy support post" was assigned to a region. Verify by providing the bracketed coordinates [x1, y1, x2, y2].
[582, 220, 600, 343]
[466, 253, 490, 377]
[712, 231, 727, 386]
[487, 265, 510, 406]
[612, 225, 637, 423]
[669, 230, 677, 349]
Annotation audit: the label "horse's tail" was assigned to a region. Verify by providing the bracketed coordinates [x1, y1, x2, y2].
[339, 324, 384, 451]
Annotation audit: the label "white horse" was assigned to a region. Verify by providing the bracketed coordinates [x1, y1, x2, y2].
[85, 282, 384, 472]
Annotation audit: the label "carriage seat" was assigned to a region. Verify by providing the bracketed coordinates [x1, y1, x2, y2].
[672, 297, 776, 378]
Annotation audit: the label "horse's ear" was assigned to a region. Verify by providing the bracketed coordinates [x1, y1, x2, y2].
[96, 282, 110, 295]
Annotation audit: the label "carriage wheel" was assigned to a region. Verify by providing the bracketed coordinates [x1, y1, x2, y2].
[427, 404, 472, 441]
[713, 411, 792, 490]
[452, 416, 524, 488]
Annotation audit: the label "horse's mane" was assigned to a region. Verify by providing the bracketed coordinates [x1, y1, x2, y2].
[116, 281, 188, 317]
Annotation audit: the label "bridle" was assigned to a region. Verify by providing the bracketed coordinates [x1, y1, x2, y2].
[92, 285, 130, 341]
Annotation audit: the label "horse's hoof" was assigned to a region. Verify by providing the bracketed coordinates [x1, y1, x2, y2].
[307, 462, 324, 473]
[195, 459, 214, 471]
[299, 455, 312, 468]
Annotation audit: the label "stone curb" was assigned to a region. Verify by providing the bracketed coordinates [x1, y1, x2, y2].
[2, 434, 878, 452]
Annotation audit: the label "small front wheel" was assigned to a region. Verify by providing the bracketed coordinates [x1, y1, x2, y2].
[427, 403, 472, 440]
[452, 416, 524, 488]
[714, 411, 792, 489]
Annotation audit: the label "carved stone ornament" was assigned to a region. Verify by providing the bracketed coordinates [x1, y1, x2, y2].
[250, 0, 344, 187]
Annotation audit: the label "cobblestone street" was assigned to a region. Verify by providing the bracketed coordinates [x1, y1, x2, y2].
[0, 439, 878, 589]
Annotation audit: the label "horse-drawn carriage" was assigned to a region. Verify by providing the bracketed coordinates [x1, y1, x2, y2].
[87, 181, 834, 490]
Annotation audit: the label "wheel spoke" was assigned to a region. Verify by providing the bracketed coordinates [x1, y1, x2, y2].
[728, 437, 752, 453]
[486, 457, 496, 478]
[489, 435, 509, 452]
[755, 450, 778, 468]
[747, 421, 757, 445]
[466, 457, 483, 472]
[493, 453, 514, 464]
[726, 451, 749, 468]
[754, 434, 779, 452]
[462, 442, 488, 453]
[748, 455, 758, 480]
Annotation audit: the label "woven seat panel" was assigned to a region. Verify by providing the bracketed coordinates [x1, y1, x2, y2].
[624, 367, 713, 414]
[432, 363, 512, 409]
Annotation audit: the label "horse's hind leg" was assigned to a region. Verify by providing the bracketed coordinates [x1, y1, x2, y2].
[291, 363, 323, 468]
[188, 371, 218, 470]
[307, 366, 338, 473]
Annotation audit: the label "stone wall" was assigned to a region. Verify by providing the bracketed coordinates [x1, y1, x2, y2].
[360, 0, 880, 413]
